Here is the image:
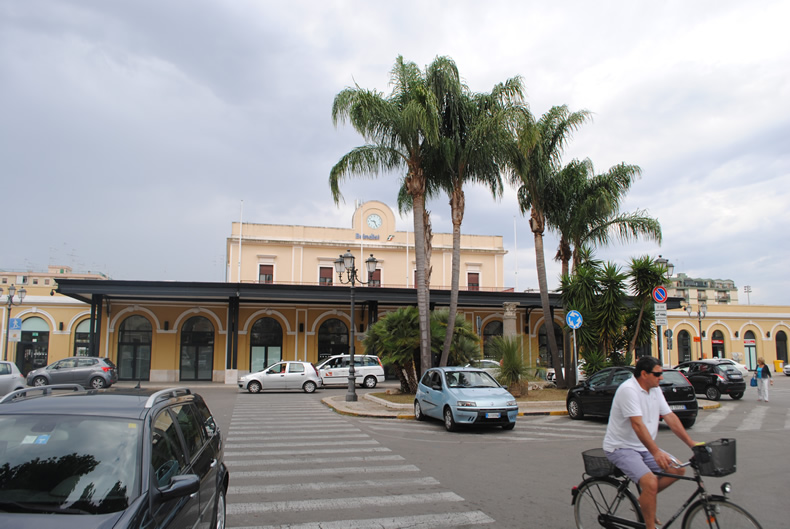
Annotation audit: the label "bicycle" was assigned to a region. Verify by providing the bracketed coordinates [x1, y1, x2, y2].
[571, 438, 762, 528]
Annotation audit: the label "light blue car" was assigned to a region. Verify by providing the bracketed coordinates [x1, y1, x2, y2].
[414, 366, 519, 431]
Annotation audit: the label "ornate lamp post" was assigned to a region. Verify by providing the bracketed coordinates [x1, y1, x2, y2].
[2, 285, 27, 362]
[334, 250, 377, 402]
[686, 302, 707, 360]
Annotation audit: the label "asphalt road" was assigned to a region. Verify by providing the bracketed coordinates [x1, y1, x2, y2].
[192, 376, 789, 528]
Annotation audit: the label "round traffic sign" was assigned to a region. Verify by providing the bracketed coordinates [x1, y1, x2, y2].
[652, 286, 668, 303]
[566, 310, 583, 329]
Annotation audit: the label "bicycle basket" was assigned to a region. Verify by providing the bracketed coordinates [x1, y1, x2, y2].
[582, 448, 616, 477]
[692, 438, 736, 477]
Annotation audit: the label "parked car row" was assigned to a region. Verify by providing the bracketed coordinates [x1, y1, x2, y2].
[674, 359, 746, 401]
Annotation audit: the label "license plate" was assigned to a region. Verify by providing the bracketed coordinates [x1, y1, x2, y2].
[670, 405, 686, 411]
[485, 412, 501, 419]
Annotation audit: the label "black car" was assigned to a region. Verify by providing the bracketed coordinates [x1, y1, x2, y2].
[0, 385, 229, 529]
[674, 359, 746, 401]
[566, 366, 699, 428]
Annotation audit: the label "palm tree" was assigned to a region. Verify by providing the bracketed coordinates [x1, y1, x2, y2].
[626, 255, 669, 357]
[509, 105, 591, 388]
[424, 60, 525, 366]
[547, 158, 661, 278]
[330, 56, 439, 376]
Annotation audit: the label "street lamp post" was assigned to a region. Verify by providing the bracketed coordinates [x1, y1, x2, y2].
[2, 285, 27, 362]
[685, 302, 707, 360]
[334, 250, 378, 402]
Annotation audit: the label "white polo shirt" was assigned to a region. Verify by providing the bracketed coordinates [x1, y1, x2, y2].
[603, 375, 671, 452]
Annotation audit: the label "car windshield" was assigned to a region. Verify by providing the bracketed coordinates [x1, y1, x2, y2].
[0, 415, 141, 515]
[660, 371, 690, 386]
[445, 370, 499, 388]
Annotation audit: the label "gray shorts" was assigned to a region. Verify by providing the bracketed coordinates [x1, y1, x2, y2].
[605, 448, 670, 483]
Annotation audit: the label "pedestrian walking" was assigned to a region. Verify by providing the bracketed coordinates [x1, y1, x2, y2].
[754, 357, 773, 402]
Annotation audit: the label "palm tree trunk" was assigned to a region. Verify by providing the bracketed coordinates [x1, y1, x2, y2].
[532, 210, 564, 388]
[628, 304, 645, 356]
[440, 189, 464, 366]
[412, 190, 432, 377]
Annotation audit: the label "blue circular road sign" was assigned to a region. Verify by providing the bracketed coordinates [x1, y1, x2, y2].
[566, 310, 583, 329]
[652, 286, 668, 303]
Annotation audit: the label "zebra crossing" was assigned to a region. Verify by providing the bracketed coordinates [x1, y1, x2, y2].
[224, 396, 496, 528]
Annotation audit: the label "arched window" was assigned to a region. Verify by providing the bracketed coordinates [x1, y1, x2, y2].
[483, 321, 503, 358]
[250, 317, 283, 372]
[180, 316, 214, 381]
[775, 330, 787, 364]
[74, 319, 92, 357]
[318, 318, 348, 362]
[118, 315, 152, 381]
[18, 317, 50, 375]
[538, 322, 563, 368]
[711, 330, 725, 359]
[678, 330, 692, 363]
[743, 330, 757, 370]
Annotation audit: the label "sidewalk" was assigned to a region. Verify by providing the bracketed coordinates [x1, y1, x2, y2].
[322, 392, 722, 419]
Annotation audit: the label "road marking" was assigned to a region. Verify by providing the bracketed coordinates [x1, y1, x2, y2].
[737, 405, 768, 431]
[227, 428, 361, 439]
[230, 425, 352, 432]
[225, 446, 392, 457]
[235, 510, 496, 529]
[229, 476, 440, 495]
[227, 439, 379, 449]
[224, 454, 404, 467]
[227, 491, 464, 514]
[690, 407, 732, 432]
[226, 433, 370, 445]
[231, 464, 420, 479]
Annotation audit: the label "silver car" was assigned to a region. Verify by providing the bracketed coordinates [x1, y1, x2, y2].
[238, 361, 323, 393]
[316, 354, 385, 388]
[25, 356, 118, 389]
[0, 361, 26, 396]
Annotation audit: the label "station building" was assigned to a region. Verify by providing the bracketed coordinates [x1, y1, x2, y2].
[3, 201, 788, 383]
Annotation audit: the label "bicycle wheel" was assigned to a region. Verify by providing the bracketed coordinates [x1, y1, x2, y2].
[574, 478, 642, 529]
[682, 498, 762, 529]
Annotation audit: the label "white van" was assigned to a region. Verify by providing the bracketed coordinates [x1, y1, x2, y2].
[316, 354, 385, 388]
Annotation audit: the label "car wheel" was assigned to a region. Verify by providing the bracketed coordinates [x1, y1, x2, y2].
[363, 376, 377, 389]
[303, 380, 317, 393]
[681, 417, 696, 429]
[730, 392, 744, 400]
[90, 377, 106, 389]
[414, 400, 425, 421]
[443, 407, 458, 432]
[567, 398, 585, 420]
[211, 486, 226, 529]
[33, 376, 48, 387]
[502, 421, 516, 430]
[705, 385, 721, 401]
[247, 380, 262, 394]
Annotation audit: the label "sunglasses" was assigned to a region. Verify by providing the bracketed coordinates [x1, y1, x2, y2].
[649, 371, 664, 377]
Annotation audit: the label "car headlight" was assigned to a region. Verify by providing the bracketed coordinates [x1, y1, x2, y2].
[457, 401, 477, 407]
[506, 400, 517, 407]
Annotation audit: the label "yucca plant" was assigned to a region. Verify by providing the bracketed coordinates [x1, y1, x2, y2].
[487, 336, 529, 397]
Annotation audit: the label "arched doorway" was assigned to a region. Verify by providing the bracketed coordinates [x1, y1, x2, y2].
[180, 316, 214, 381]
[538, 322, 564, 368]
[711, 330, 725, 359]
[743, 330, 757, 370]
[776, 330, 787, 364]
[317, 318, 348, 363]
[17, 316, 50, 375]
[118, 315, 152, 381]
[250, 317, 283, 372]
[483, 320, 503, 358]
[678, 330, 692, 363]
[74, 319, 92, 357]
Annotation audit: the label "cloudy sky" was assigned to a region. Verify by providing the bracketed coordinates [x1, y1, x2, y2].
[2, 0, 788, 304]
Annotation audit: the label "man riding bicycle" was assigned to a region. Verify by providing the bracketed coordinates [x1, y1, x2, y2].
[603, 357, 699, 529]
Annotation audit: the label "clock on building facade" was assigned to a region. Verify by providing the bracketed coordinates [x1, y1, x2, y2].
[366, 214, 382, 229]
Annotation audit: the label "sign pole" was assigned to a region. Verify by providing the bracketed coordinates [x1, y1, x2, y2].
[652, 286, 669, 367]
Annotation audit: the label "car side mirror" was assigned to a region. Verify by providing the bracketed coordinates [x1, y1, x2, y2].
[154, 474, 200, 503]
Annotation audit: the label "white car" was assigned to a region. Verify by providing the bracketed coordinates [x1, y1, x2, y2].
[464, 359, 501, 378]
[547, 364, 586, 383]
[0, 361, 26, 396]
[238, 361, 323, 393]
[316, 354, 385, 389]
[715, 358, 750, 378]
[783, 363, 790, 376]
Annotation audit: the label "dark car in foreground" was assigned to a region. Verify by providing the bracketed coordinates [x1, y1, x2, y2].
[0, 385, 229, 529]
[566, 366, 698, 428]
[25, 356, 118, 389]
[674, 359, 746, 401]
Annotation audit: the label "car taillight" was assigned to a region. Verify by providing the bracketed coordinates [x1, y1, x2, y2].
[312, 365, 320, 376]
[102, 367, 111, 372]
[680, 372, 692, 385]
[376, 358, 383, 367]
[716, 373, 725, 381]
